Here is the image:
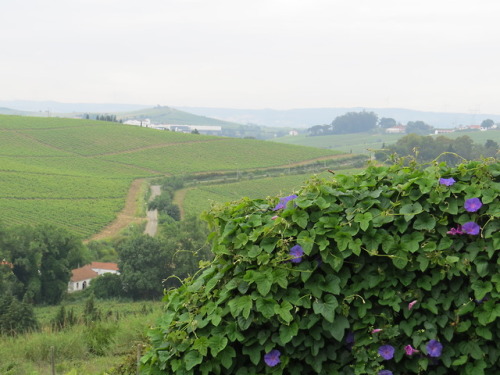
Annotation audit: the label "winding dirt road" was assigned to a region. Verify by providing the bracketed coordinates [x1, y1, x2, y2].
[144, 185, 161, 236]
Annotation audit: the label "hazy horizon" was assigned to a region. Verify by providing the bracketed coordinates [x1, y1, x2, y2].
[2, 0, 500, 115]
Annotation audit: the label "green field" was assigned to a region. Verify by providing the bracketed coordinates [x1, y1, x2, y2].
[0, 115, 344, 238]
[0, 300, 162, 375]
[272, 129, 500, 154]
[181, 169, 363, 218]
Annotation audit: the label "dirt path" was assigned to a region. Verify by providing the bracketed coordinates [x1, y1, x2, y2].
[144, 185, 161, 236]
[87, 179, 146, 242]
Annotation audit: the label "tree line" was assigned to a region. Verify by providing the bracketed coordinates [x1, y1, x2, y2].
[375, 134, 499, 164]
[307, 111, 497, 136]
[83, 113, 121, 122]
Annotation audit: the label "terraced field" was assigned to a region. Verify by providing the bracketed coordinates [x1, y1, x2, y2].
[0, 115, 345, 238]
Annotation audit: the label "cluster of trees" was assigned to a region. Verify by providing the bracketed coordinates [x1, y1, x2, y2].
[0, 224, 89, 305]
[308, 111, 498, 137]
[0, 224, 89, 334]
[91, 215, 212, 300]
[147, 177, 185, 222]
[376, 134, 499, 164]
[308, 111, 379, 135]
[83, 113, 121, 122]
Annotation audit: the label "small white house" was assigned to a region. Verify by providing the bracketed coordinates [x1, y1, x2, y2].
[68, 262, 119, 293]
[385, 125, 406, 134]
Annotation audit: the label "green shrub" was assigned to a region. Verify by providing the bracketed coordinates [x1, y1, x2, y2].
[84, 322, 117, 356]
[0, 296, 38, 336]
[90, 273, 125, 299]
[141, 159, 499, 374]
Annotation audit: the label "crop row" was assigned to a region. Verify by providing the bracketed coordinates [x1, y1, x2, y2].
[19, 124, 217, 156]
[0, 156, 159, 178]
[0, 171, 132, 199]
[0, 197, 124, 237]
[0, 115, 105, 129]
[100, 139, 340, 175]
[0, 130, 73, 156]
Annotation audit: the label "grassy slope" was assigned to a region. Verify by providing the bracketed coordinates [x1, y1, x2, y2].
[0, 115, 343, 238]
[271, 130, 500, 154]
[117, 105, 239, 126]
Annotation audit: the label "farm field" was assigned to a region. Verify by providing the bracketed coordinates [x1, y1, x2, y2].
[271, 129, 500, 154]
[0, 115, 345, 238]
[180, 169, 362, 218]
[0, 299, 163, 375]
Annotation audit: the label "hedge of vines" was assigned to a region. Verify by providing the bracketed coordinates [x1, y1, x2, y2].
[141, 159, 499, 375]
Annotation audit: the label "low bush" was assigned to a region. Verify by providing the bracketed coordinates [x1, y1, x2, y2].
[141, 158, 499, 374]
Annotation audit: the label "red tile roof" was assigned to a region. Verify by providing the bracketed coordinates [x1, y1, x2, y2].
[71, 265, 98, 282]
[90, 262, 119, 271]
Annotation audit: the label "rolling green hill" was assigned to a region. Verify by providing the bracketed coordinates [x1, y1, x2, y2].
[118, 105, 239, 126]
[0, 115, 348, 238]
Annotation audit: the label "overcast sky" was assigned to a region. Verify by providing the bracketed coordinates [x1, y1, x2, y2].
[2, 0, 500, 113]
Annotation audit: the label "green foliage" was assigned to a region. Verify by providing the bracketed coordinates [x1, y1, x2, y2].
[331, 111, 378, 134]
[2, 224, 88, 305]
[90, 273, 125, 299]
[142, 159, 499, 374]
[117, 235, 171, 300]
[377, 133, 499, 164]
[406, 120, 434, 135]
[0, 295, 38, 336]
[148, 191, 181, 221]
[85, 322, 117, 356]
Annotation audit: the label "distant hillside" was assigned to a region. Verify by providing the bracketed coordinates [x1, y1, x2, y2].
[177, 106, 500, 129]
[118, 105, 241, 126]
[0, 107, 31, 116]
[0, 114, 349, 238]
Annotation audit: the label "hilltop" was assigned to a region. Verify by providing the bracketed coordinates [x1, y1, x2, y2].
[0, 114, 355, 238]
[118, 105, 240, 126]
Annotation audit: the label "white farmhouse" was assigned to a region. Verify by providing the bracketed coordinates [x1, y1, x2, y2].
[68, 262, 119, 293]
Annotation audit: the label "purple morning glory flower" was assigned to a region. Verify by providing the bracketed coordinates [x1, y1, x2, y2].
[439, 177, 456, 186]
[378, 371, 393, 375]
[289, 244, 304, 263]
[378, 345, 395, 360]
[273, 194, 298, 211]
[462, 221, 480, 235]
[464, 197, 482, 212]
[264, 349, 281, 367]
[426, 340, 443, 358]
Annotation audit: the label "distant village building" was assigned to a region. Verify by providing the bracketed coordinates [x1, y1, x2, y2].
[68, 262, 119, 293]
[123, 119, 152, 127]
[434, 129, 455, 135]
[152, 124, 222, 135]
[385, 125, 406, 134]
[288, 130, 299, 136]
